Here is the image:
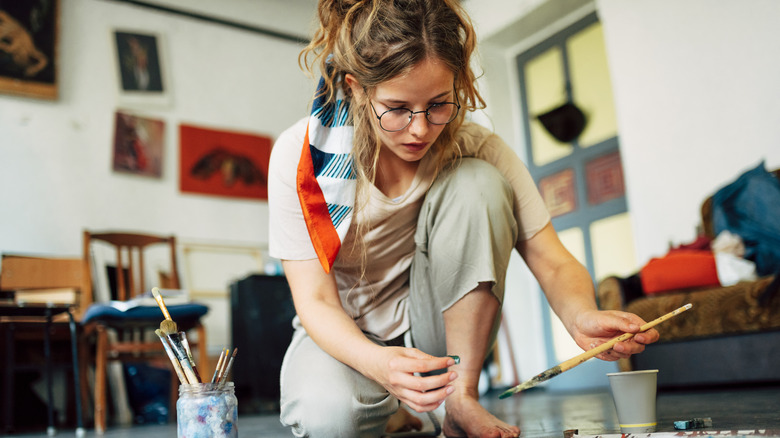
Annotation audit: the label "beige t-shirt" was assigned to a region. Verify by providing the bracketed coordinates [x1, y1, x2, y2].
[268, 117, 550, 340]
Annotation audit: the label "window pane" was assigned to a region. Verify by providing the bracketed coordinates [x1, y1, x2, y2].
[524, 46, 573, 165]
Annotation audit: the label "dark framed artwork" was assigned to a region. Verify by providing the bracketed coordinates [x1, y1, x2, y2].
[179, 124, 272, 201]
[0, 0, 59, 99]
[112, 111, 165, 178]
[112, 29, 169, 106]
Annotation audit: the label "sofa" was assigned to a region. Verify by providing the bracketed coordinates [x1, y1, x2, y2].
[597, 165, 780, 388]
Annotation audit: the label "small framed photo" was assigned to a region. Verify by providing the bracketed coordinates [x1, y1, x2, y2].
[0, 1, 59, 99]
[112, 29, 170, 107]
[112, 110, 165, 178]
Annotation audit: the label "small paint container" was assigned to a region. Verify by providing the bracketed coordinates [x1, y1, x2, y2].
[177, 382, 238, 438]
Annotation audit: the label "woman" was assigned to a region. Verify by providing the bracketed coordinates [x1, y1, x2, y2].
[268, 1, 659, 437]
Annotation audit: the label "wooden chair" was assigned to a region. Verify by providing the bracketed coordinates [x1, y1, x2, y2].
[0, 254, 88, 436]
[80, 231, 208, 434]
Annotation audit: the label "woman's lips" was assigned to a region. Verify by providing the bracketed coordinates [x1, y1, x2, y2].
[403, 142, 428, 151]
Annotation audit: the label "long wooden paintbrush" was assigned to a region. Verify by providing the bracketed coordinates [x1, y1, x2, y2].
[211, 349, 226, 384]
[152, 287, 178, 335]
[499, 303, 693, 399]
[155, 329, 188, 384]
[218, 348, 238, 388]
[165, 331, 200, 384]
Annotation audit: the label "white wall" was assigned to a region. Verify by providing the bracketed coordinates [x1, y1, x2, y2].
[0, 0, 318, 353]
[0, 0, 316, 257]
[597, 0, 780, 264]
[469, 0, 780, 385]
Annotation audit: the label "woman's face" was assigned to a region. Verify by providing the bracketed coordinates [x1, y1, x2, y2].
[352, 57, 456, 164]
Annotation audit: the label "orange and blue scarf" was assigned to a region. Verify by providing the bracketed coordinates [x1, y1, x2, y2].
[296, 78, 356, 273]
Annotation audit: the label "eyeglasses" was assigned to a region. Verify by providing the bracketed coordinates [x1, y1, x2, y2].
[369, 92, 461, 132]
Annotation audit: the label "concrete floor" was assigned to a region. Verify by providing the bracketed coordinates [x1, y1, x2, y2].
[5, 384, 780, 437]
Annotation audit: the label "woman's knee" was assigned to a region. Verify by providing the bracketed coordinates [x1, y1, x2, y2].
[419, 158, 517, 253]
[279, 332, 395, 436]
[282, 383, 360, 436]
[435, 158, 512, 208]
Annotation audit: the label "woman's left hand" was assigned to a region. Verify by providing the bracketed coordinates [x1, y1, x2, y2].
[570, 309, 660, 361]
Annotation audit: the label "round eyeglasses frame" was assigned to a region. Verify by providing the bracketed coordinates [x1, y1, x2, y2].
[368, 91, 461, 132]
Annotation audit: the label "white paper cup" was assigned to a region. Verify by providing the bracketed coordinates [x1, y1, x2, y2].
[607, 369, 659, 434]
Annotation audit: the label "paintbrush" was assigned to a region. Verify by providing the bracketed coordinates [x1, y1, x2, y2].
[215, 348, 231, 383]
[499, 303, 693, 399]
[155, 329, 188, 384]
[152, 287, 178, 335]
[176, 331, 202, 383]
[211, 349, 226, 384]
[218, 348, 238, 388]
[166, 332, 200, 384]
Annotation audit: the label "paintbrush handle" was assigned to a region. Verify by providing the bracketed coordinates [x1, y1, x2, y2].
[218, 349, 238, 388]
[211, 349, 226, 384]
[215, 349, 230, 383]
[558, 303, 692, 372]
[167, 332, 201, 383]
[499, 303, 693, 398]
[152, 287, 173, 321]
[156, 331, 188, 384]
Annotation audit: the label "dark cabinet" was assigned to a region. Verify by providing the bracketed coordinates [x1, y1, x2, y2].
[230, 274, 295, 413]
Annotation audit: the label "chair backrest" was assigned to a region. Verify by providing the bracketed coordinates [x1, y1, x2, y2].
[0, 254, 93, 316]
[83, 231, 180, 302]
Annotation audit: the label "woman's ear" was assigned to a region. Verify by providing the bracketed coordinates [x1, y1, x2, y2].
[344, 73, 364, 99]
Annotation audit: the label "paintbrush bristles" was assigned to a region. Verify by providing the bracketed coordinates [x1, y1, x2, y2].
[152, 287, 179, 334]
[160, 319, 178, 335]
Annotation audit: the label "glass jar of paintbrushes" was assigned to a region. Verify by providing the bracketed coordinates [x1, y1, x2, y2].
[177, 382, 237, 438]
[152, 288, 239, 437]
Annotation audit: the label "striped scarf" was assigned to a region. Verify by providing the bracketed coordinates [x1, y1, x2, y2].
[296, 77, 356, 273]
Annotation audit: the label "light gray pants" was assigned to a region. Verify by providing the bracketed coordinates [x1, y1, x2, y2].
[279, 159, 518, 437]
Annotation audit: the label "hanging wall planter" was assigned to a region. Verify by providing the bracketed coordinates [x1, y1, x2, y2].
[537, 102, 587, 143]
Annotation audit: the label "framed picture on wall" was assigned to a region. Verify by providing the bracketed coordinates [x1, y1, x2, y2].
[112, 110, 165, 178]
[179, 124, 272, 201]
[0, 0, 59, 99]
[111, 29, 170, 107]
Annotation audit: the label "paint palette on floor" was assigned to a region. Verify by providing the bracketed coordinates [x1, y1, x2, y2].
[575, 430, 780, 438]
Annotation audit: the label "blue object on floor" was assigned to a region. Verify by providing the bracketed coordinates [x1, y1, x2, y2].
[123, 362, 171, 425]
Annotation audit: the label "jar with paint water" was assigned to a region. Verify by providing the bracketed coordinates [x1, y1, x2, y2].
[177, 382, 238, 438]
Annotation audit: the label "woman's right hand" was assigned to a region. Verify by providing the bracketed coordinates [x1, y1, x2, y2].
[284, 259, 457, 411]
[365, 346, 458, 413]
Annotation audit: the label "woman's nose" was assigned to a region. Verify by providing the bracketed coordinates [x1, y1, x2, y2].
[407, 111, 430, 137]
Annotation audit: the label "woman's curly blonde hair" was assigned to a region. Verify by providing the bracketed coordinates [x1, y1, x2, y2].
[300, 0, 485, 185]
[299, 0, 486, 269]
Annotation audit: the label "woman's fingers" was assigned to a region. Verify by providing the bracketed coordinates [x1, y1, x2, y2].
[389, 348, 455, 374]
[397, 383, 455, 413]
[390, 368, 457, 393]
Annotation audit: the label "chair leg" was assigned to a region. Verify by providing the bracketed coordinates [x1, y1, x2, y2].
[67, 312, 86, 437]
[95, 326, 108, 435]
[78, 332, 93, 426]
[3, 323, 15, 434]
[44, 310, 56, 436]
[169, 368, 178, 423]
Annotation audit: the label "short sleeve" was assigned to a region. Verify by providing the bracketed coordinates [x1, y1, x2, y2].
[268, 117, 319, 261]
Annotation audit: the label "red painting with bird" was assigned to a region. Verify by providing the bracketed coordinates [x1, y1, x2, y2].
[179, 124, 272, 200]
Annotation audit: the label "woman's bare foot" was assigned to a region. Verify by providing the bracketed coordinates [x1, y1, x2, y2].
[385, 405, 424, 433]
[442, 391, 520, 438]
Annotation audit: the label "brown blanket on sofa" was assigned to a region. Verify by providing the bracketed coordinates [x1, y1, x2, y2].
[598, 275, 779, 341]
